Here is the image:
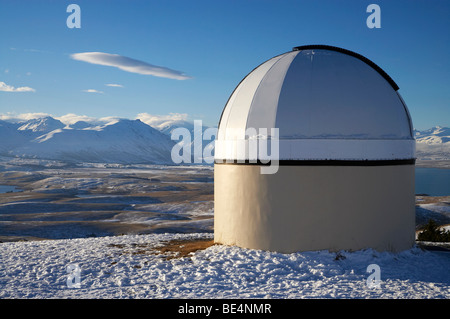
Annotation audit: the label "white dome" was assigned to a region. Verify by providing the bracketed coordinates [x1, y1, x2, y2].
[215, 45, 415, 162]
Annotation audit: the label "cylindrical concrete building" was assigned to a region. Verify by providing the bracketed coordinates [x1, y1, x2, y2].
[214, 45, 415, 253]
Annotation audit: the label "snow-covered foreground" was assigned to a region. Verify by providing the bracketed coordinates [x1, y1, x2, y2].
[1, 232, 449, 299]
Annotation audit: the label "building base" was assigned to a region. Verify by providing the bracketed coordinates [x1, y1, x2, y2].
[214, 163, 415, 253]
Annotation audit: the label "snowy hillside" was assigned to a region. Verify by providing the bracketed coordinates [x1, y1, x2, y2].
[415, 126, 450, 160]
[0, 120, 29, 152]
[146, 118, 196, 136]
[0, 115, 216, 165]
[17, 116, 65, 133]
[415, 126, 450, 144]
[0, 232, 449, 299]
[151, 119, 216, 163]
[0, 117, 177, 164]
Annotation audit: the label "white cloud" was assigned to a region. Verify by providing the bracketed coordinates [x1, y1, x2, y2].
[0, 112, 51, 122]
[70, 52, 191, 80]
[1, 112, 199, 131]
[136, 112, 189, 128]
[82, 89, 104, 94]
[55, 113, 97, 125]
[55, 114, 121, 127]
[97, 116, 122, 126]
[0, 81, 35, 92]
[105, 83, 123, 88]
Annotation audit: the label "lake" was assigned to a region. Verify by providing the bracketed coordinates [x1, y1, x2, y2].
[415, 167, 450, 196]
[0, 185, 22, 194]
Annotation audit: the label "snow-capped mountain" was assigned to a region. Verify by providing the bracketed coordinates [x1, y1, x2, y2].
[0, 117, 178, 164]
[148, 118, 196, 136]
[17, 116, 65, 133]
[414, 126, 450, 160]
[414, 126, 450, 144]
[139, 117, 216, 163]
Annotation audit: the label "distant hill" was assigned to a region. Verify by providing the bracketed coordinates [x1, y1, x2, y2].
[0, 117, 177, 164]
[17, 116, 65, 133]
[415, 126, 450, 160]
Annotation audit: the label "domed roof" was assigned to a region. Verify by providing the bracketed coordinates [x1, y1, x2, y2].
[215, 45, 415, 162]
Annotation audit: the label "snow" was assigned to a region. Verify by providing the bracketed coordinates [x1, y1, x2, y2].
[415, 126, 450, 160]
[415, 201, 450, 230]
[11, 119, 176, 164]
[17, 116, 65, 133]
[0, 116, 218, 165]
[0, 232, 449, 299]
[418, 203, 450, 215]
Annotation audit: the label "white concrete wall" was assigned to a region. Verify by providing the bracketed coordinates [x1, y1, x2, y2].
[214, 164, 415, 253]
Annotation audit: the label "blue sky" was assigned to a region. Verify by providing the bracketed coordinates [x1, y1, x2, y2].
[0, 0, 449, 130]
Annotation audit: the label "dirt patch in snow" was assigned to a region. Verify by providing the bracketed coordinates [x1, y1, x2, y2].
[108, 237, 216, 260]
[154, 238, 216, 259]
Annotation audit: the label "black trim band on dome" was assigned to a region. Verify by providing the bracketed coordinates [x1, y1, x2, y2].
[292, 45, 400, 91]
[214, 159, 416, 166]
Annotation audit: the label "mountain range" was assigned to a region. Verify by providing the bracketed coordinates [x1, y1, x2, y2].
[0, 116, 179, 164]
[414, 126, 450, 161]
[0, 116, 449, 164]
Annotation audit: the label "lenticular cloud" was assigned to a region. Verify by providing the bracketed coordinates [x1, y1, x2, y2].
[70, 52, 191, 80]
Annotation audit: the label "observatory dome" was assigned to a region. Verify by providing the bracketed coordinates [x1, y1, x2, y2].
[215, 45, 415, 162]
[214, 45, 416, 253]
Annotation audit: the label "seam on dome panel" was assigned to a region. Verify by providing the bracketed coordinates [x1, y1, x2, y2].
[244, 51, 299, 136]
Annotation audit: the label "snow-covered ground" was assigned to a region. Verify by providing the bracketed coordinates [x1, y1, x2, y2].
[0, 232, 449, 299]
[1, 160, 449, 300]
[415, 199, 450, 230]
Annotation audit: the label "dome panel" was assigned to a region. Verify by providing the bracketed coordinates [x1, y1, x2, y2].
[246, 51, 298, 136]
